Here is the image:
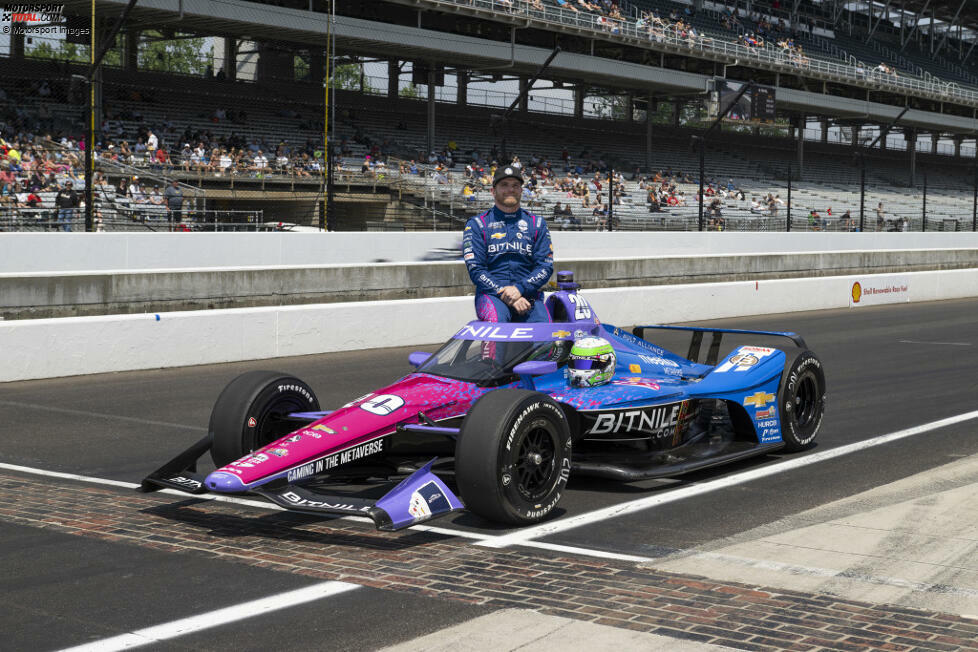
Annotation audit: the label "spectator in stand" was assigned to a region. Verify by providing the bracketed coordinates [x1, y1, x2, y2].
[218, 149, 232, 176]
[116, 177, 129, 199]
[54, 180, 79, 232]
[146, 130, 158, 156]
[129, 176, 147, 204]
[179, 144, 193, 171]
[149, 185, 165, 206]
[164, 179, 184, 223]
[252, 150, 269, 176]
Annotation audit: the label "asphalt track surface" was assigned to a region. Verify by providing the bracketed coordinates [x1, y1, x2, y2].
[2, 297, 978, 650]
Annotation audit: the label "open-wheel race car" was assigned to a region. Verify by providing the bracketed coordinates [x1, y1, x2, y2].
[142, 272, 827, 530]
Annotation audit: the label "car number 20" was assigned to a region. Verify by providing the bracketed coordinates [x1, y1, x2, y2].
[568, 294, 592, 320]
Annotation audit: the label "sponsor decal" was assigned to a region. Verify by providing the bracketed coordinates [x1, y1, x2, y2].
[247, 417, 257, 428]
[407, 482, 449, 521]
[488, 241, 532, 255]
[359, 394, 405, 416]
[284, 435, 302, 443]
[457, 324, 536, 340]
[754, 406, 776, 419]
[574, 329, 586, 339]
[285, 438, 387, 482]
[278, 491, 371, 513]
[715, 346, 776, 373]
[744, 391, 776, 408]
[233, 452, 269, 468]
[490, 232, 506, 239]
[312, 424, 335, 434]
[278, 383, 314, 404]
[759, 427, 781, 442]
[849, 275, 910, 307]
[301, 429, 322, 439]
[517, 218, 528, 232]
[551, 330, 571, 338]
[409, 491, 432, 519]
[487, 221, 504, 228]
[584, 403, 683, 438]
[167, 475, 202, 490]
[612, 377, 660, 391]
[342, 392, 373, 408]
[638, 354, 681, 368]
[268, 448, 288, 457]
[463, 253, 475, 261]
[629, 364, 641, 373]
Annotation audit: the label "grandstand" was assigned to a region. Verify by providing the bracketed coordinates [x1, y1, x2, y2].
[2, 0, 978, 232]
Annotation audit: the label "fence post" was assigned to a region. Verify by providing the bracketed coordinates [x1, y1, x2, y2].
[859, 164, 866, 232]
[922, 171, 927, 231]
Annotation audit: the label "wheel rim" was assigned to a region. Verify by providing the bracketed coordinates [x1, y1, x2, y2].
[514, 419, 558, 502]
[250, 396, 306, 452]
[792, 374, 820, 429]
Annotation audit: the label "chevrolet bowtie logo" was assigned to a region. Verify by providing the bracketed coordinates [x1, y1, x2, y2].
[744, 391, 775, 408]
[490, 232, 506, 239]
[551, 330, 571, 338]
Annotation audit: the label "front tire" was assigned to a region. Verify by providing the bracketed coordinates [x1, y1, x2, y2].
[779, 351, 826, 451]
[209, 371, 320, 467]
[455, 389, 572, 525]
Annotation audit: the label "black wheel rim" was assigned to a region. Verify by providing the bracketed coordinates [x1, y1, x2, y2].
[792, 374, 820, 429]
[251, 396, 306, 452]
[513, 418, 559, 502]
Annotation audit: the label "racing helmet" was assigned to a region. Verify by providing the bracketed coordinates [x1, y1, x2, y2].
[568, 337, 616, 388]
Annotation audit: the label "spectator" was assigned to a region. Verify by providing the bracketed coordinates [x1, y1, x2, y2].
[146, 130, 158, 155]
[164, 179, 184, 223]
[54, 180, 79, 232]
[129, 176, 147, 204]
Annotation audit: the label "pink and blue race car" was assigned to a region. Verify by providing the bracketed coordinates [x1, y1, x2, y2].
[141, 272, 826, 530]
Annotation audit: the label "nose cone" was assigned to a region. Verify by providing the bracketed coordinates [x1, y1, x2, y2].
[205, 471, 246, 492]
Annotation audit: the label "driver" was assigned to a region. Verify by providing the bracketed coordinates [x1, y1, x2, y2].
[567, 337, 617, 388]
[463, 165, 554, 324]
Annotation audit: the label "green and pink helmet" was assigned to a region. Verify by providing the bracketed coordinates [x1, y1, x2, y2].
[568, 337, 616, 388]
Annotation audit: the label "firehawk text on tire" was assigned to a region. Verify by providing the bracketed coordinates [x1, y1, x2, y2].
[455, 389, 572, 525]
[209, 371, 320, 467]
[779, 350, 826, 451]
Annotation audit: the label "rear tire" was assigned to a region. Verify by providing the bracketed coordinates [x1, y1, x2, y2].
[455, 389, 572, 525]
[779, 351, 826, 452]
[209, 371, 320, 467]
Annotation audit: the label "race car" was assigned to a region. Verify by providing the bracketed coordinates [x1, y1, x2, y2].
[141, 271, 826, 531]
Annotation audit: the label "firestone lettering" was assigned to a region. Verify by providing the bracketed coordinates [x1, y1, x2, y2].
[278, 384, 314, 403]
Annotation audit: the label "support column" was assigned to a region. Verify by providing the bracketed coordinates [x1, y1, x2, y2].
[625, 93, 634, 122]
[908, 129, 917, 187]
[310, 50, 325, 84]
[931, 133, 939, 155]
[821, 118, 829, 143]
[574, 86, 584, 119]
[11, 32, 25, 59]
[646, 93, 654, 173]
[388, 60, 399, 101]
[456, 69, 467, 106]
[124, 30, 139, 72]
[879, 125, 887, 150]
[426, 68, 436, 156]
[223, 37, 237, 81]
[955, 136, 963, 157]
[851, 125, 860, 149]
[673, 100, 682, 126]
[519, 77, 529, 112]
[797, 118, 804, 181]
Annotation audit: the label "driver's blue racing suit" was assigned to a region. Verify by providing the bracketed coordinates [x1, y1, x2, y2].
[463, 206, 554, 323]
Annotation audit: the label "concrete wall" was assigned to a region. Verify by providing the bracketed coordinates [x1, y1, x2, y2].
[4, 249, 978, 319]
[3, 268, 976, 382]
[4, 231, 978, 273]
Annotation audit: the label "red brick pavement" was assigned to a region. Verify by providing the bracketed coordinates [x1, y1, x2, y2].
[3, 471, 978, 652]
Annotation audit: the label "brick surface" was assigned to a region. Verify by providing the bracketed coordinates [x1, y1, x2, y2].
[2, 470, 977, 652]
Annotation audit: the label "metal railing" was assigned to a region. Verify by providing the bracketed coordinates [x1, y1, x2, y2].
[0, 207, 265, 232]
[415, 0, 978, 107]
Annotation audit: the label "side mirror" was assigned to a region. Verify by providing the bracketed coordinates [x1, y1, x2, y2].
[513, 361, 558, 390]
[408, 351, 432, 367]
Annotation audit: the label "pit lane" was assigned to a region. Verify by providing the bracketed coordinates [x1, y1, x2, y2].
[2, 298, 978, 650]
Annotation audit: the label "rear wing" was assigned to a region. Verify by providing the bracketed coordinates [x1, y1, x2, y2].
[632, 325, 807, 366]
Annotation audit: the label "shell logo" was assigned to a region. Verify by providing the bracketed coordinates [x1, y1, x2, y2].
[851, 281, 862, 303]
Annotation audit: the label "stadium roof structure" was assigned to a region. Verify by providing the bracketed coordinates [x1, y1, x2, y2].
[52, 0, 978, 135]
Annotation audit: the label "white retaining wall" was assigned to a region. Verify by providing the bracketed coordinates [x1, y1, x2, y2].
[3, 231, 978, 273]
[3, 268, 976, 382]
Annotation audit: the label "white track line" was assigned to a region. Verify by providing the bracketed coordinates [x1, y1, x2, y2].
[0, 400, 208, 432]
[475, 409, 978, 549]
[56, 581, 358, 652]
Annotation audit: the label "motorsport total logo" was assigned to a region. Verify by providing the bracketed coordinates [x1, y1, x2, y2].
[2, 3, 64, 22]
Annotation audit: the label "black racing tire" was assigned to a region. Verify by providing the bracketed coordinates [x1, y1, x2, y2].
[455, 389, 572, 525]
[209, 371, 320, 467]
[779, 350, 826, 452]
